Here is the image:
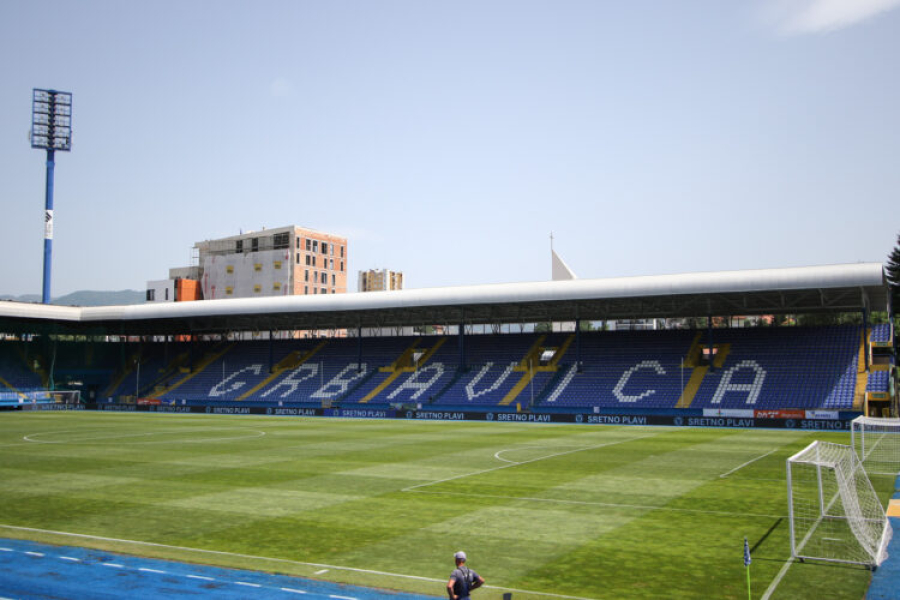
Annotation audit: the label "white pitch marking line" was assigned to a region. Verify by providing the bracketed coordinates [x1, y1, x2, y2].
[235, 581, 261, 587]
[0, 547, 12, 552]
[23, 428, 266, 446]
[493, 449, 520, 464]
[139, 567, 167, 574]
[25, 551, 44, 557]
[103, 562, 124, 568]
[404, 432, 663, 492]
[60, 556, 80, 562]
[719, 449, 778, 478]
[330, 595, 356, 600]
[761, 555, 795, 600]
[187, 574, 215, 581]
[408, 489, 785, 519]
[0, 523, 598, 600]
[314, 569, 329, 575]
[282, 588, 308, 594]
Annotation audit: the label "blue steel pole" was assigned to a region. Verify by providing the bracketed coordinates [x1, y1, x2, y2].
[42, 148, 56, 304]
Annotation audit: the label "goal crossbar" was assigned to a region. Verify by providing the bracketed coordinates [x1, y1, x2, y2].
[852, 416, 900, 476]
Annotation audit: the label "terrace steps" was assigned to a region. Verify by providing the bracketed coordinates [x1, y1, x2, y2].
[155, 344, 234, 397]
[853, 328, 869, 410]
[501, 335, 574, 406]
[236, 342, 327, 401]
[675, 333, 730, 408]
[361, 338, 447, 403]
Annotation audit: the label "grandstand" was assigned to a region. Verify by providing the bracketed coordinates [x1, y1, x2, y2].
[0, 262, 894, 420]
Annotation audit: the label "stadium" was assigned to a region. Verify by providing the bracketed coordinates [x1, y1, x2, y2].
[3, 3, 900, 599]
[1, 258, 898, 599]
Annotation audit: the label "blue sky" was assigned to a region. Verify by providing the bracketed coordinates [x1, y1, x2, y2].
[1, 0, 898, 296]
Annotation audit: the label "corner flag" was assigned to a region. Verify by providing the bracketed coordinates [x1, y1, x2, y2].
[744, 537, 752, 600]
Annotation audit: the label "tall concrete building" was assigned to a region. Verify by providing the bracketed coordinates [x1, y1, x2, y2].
[148, 225, 348, 302]
[198, 226, 348, 299]
[358, 269, 403, 292]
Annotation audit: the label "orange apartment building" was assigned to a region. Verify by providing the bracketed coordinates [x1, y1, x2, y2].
[147, 225, 348, 303]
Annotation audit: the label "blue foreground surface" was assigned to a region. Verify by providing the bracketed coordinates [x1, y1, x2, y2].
[0, 538, 441, 600]
[866, 476, 900, 600]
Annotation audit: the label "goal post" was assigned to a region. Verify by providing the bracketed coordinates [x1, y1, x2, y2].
[13, 389, 82, 407]
[787, 441, 891, 567]
[852, 416, 900, 476]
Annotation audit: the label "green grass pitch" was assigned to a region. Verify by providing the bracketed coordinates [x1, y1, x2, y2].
[0, 411, 891, 599]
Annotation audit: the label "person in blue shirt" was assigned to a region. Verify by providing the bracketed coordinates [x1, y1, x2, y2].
[447, 551, 484, 600]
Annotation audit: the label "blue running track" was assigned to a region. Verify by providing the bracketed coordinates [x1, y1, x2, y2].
[0, 538, 442, 600]
[867, 476, 900, 600]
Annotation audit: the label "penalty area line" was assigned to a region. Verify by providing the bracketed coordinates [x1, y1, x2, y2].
[406, 489, 785, 519]
[719, 448, 779, 479]
[0, 523, 595, 600]
[404, 431, 664, 493]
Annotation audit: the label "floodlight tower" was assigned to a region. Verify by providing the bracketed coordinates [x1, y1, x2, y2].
[31, 89, 73, 304]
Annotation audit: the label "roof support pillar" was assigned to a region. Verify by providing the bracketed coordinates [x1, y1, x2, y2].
[268, 331, 274, 374]
[862, 307, 869, 372]
[458, 318, 466, 371]
[707, 315, 714, 373]
[357, 324, 363, 373]
[575, 318, 582, 372]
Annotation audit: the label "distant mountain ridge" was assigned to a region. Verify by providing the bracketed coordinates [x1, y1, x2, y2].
[0, 290, 145, 306]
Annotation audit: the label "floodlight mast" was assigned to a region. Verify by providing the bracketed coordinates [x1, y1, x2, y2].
[31, 89, 72, 304]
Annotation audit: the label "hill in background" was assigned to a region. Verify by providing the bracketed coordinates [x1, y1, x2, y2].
[0, 290, 145, 306]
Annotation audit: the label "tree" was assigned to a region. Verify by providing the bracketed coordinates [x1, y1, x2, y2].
[887, 231, 900, 293]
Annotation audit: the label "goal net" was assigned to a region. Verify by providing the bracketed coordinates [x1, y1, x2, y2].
[787, 441, 891, 567]
[852, 416, 900, 476]
[8, 390, 82, 407]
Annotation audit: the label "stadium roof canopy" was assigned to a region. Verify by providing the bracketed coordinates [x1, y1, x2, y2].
[0, 263, 889, 336]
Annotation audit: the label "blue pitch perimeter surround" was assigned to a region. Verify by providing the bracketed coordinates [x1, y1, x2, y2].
[866, 476, 900, 600]
[0, 538, 441, 600]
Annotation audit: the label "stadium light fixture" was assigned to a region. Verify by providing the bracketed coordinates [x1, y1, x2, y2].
[31, 89, 73, 304]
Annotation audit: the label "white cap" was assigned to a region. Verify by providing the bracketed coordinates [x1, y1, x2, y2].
[454, 551, 467, 561]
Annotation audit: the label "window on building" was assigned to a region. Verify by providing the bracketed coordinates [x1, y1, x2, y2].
[251, 237, 259, 252]
[165, 288, 169, 300]
[253, 284, 261, 293]
[330, 245, 334, 256]
[305, 270, 309, 282]
[313, 288, 317, 294]
[332, 274, 336, 286]
[304, 286, 308, 294]
[273, 282, 281, 291]
[274, 260, 282, 269]
[340, 246, 344, 258]
[321, 288, 326, 295]
[273, 232, 289, 249]
[296, 254, 300, 264]
[226, 265, 234, 274]
[322, 242, 328, 255]
[236, 240, 243, 253]
[296, 237, 301, 249]
[306, 239, 311, 251]
[146, 289, 155, 301]
[313, 272, 318, 283]
[340, 260, 344, 271]
[312, 240, 318, 253]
